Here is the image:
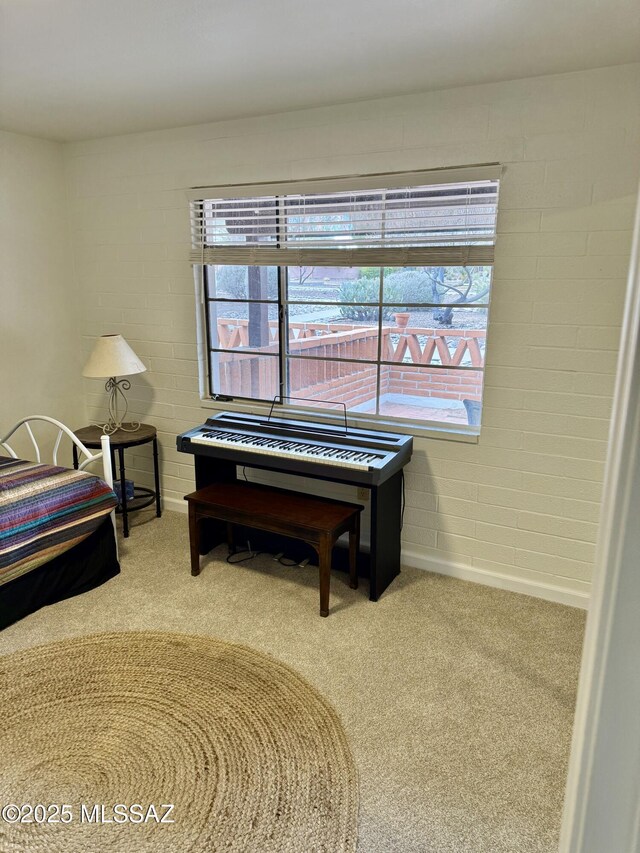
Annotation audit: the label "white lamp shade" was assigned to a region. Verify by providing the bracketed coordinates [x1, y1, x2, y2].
[82, 334, 147, 379]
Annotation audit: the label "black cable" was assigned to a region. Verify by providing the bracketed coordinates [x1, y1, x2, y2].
[225, 546, 299, 566]
[400, 469, 405, 531]
[226, 549, 262, 564]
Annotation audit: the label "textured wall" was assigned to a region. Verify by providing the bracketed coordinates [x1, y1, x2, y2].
[0, 131, 84, 455]
[64, 63, 640, 604]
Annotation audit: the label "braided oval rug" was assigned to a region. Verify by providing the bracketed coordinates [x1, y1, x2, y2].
[0, 631, 358, 852]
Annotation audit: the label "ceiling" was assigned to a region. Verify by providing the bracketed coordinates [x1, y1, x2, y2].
[1, 0, 638, 142]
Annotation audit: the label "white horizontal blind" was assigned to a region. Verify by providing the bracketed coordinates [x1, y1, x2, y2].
[190, 168, 500, 267]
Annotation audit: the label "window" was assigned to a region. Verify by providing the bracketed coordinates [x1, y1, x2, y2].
[190, 166, 500, 431]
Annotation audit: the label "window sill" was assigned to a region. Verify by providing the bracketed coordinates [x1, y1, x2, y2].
[198, 396, 480, 444]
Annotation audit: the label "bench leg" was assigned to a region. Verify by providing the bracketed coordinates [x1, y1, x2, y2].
[318, 535, 332, 617]
[226, 521, 235, 554]
[349, 513, 359, 590]
[189, 507, 201, 576]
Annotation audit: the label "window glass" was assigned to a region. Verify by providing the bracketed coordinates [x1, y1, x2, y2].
[205, 265, 489, 424]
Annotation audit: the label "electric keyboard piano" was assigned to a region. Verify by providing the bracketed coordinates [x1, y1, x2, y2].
[177, 412, 412, 487]
[177, 412, 413, 600]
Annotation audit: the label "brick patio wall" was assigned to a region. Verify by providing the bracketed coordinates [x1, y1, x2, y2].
[214, 321, 485, 405]
[384, 365, 484, 402]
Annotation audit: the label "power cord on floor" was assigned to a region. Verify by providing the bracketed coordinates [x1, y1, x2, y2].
[225, 546, 306, 567]
[275, 553, 298, 566]
[226, 549, 263, 564]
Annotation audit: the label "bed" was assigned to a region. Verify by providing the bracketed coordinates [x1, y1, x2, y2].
[0, 416, 120, 630]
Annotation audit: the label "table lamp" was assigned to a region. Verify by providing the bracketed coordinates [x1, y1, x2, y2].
[82, 334, 147, 434]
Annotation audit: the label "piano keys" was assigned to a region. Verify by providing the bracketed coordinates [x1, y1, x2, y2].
[177, 412, 413, 600]
[177, 412, 412, 486]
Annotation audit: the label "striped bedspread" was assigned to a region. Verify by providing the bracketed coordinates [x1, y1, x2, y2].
[0, 456, 118, 587]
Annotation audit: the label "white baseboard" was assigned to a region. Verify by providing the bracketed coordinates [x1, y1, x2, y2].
[162, 497, 589, 609]
[164, 496, 188, 514]
[401, 547, 590, 610]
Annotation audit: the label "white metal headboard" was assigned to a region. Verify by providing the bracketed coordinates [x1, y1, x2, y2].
[0, 415, 113, 489]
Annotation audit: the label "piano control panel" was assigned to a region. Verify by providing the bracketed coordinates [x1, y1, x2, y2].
[177, 412, 413, 486]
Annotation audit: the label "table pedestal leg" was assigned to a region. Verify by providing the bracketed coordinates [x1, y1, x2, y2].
[153, 437, 162, 518]
[118, 447, 129, 538]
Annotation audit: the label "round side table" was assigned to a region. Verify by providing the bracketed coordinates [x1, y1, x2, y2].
[73, 424, 162, 538]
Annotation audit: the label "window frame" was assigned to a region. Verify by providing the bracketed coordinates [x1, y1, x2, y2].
[191, 166, 501, 439]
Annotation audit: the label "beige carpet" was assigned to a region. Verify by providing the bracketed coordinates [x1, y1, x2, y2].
[0, 510, 586, 853]
[1, 631, 357, 853]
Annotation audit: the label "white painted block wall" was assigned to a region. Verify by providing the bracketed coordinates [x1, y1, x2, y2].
[1, 130, 84, 454]
[65, 63, 640, 606]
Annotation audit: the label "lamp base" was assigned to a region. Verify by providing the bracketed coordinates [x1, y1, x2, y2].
[100, 420, 141, 436]
[96, 377, 141, 435]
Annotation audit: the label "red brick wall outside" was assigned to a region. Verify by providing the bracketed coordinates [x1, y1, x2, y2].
[383, 365, 483, 401]
[214, 320, 485, 406]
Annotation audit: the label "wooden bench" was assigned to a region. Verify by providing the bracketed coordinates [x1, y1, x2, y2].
[184, 481, 362, 617]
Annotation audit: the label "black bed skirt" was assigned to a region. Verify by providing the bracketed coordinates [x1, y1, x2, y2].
[0, 517, 120, 631]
